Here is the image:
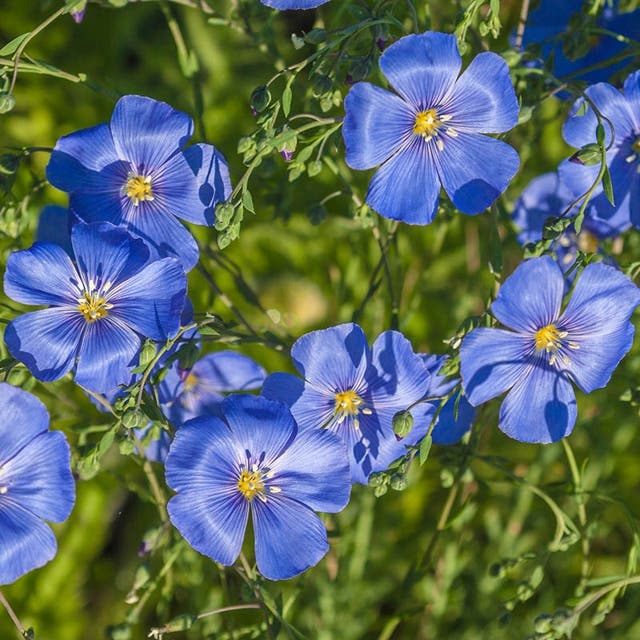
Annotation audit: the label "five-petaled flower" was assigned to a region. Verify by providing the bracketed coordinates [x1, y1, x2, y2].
[262, 323, 433, 484]
[46, 94, 231, 271]
[460, 256, 640, 443]
[3, 222, 186, 393]
[0, 383, 75, 585]
[165, 394, 351, 581]
[559, 70, 640, 230]
[342, 31, 520, 224]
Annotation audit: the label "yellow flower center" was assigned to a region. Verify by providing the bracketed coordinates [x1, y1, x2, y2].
[534, 323, 564, 352]
[237, 469, 265, 501]
[124, 173, 154, 206]
[78, 290, 113, 322]
[183, 371, 198, 392]
[576, 229, 599, 254]
[413, 109, 440, 138]
[633, 137, 640, 153]
[334, 389, 363, 416]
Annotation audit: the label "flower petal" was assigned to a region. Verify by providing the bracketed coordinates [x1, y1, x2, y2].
[268, 428, 351, 513]
[499, 365, 577, 443]
[433, 132, 519, 214]
[491, 256, 564, 333]
[261, 0, 330, 8]
[251, 495, 329, 580]
[36, 206, 74, 255]
[110, 258, 186, 340]
[4, 309, 82, 383]
[559, 262, 640, 392]
[460, 327, 531, 406]
[1, 431, 74, 522]
[366, 137, 441, 224]
[191, 352, 266, 392]
[110, 95, 194, 171]
[4, 242, 80, 306]
[429, 390, 475, 445]
[379, 32, 461, 108]
[343, 82, 415, 170]
[0, 500, 58, 585]
[444, 52, 519, 133]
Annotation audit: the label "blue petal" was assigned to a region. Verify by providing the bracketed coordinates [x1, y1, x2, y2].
[5, 309, 82, 383]
[268, 428, 351, 513]
[430, 390, 475, 445]
[183, 144, 232, 226]
[460, 327, 530, 406]
[499, 365, 577, 443]
[420, 354, 458, 398]
[35, 206, 74, 255]
[623, 70, 640, 121]
[0, 500, 58, 585]
[71, 222, 150, 290]
[1, 431, 74, 522]
[443, 52, 519, 133]
[251, 496, 329, 580]
[366, 137, 441, 224]
[191, 352, 266, 392]
[0, 384, 50, 466]
[261, 0, 330, 8]
[110, 95, 194, 171]
[74, 318, 140, 392]
[433, 132, 519, 214]
[491, 256, 564, 333]
[379, 32, 461, 108]
[110, 258, 186, 340]
[290, 323, 370, 393]
[559, 262, 640, 392]
[4, 242, 80, 306]
[46, 123, 121, 193]
[343, 82, 415, 170]
[69, 190, 127, 226]
[370, 330, 430, 407]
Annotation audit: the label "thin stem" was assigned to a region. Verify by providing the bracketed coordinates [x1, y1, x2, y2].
[514, 0, 531, 52]
[0, 591, 26, 638]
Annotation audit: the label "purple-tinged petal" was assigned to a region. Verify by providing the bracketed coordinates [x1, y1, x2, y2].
[491, 256, 564, 333]
[443, 52, 519, 133]
[261, 0, 330, 8]
[379, 32, 461, 108]
[110, 95, 194, 171]
[74, 318, 140, 393]
[183, 144, 232, 226]
[269, 428, 351, 513]
[460, 327, 531, 406]
[110, 258, 186, 341]
[0, 431, 74, 522]
[366, 137, 441, 224]
[0, 501, 58, 585]
[252, 495, 328, 581]
[4, 309, 82, 383]
[191, 352, 266, 393]
[559, 262, 640, 393]
[499, 365, 577, 443]
[4, 243, 80, 306]
[343, 82, 415, 170]
[433, 132, 519, 215]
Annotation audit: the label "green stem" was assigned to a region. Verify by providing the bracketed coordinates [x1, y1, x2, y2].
[0, 590, 26, 638]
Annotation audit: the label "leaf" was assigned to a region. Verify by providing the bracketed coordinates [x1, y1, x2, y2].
[0, 32, 31, 57]
[282, 84, 292, 118]
[419, 435, 432, 465]
[602, 165, 615, 205]
[242, 189, 255, 214]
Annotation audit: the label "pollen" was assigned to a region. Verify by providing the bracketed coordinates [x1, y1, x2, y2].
[237, 469, 265, 501]
[183, 371, 198, 392]
[413, 109, 440, 139]
[334, 389, 364, 417]
[534, 323, 566, 353]
[78, 290, 113, 322]
[123, 173, 154, 206]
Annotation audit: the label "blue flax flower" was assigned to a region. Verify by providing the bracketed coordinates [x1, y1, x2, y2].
[0, 383, 75, 584]
[261, 0, 330, 8]
[511, 171, 627, 277]
[342, 31, 520, 224]
[4, 222, 186, 393]
[460, 256, 640, 443]
[262, 323, 431, 484]
[559, 70, 640, 230]
[46, 94, 231, 271]
[165, 394, 351, 581]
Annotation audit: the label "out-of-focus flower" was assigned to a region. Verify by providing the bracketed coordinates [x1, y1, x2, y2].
[460, 256, 640, 443]
[165, 394, 351, 580]
[343, 31, 519, 224]
[0, 383, 75, 584]
[261, 0, 330, 9]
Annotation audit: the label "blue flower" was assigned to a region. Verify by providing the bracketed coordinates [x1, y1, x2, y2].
[342, 31, 519, 224]
[165, 394, 351, 581]
[261, 0, 330, 8]
[0, 383, 75, 584]
[46, 95, 232, 271]
[518, 0, 640, 89]
[460, 256, 640, 443]
[419, 354, 475, 446]
[262, 323, 431, 484]
[3, 222, 186, 393]
[511, 171, 627, 276]
[558, 70, 640, 230]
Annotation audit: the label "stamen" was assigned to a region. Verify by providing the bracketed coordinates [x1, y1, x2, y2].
[122, 172, 154, 206]
[237, 469, 265, 501]
[78, 289, 113, 322]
